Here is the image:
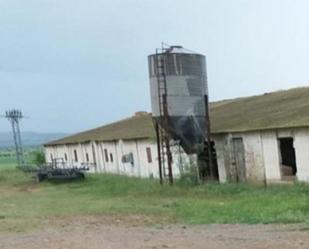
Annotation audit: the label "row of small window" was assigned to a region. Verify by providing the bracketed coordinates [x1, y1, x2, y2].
[50, 150, 89, 163]
[50, 147, 153, 164]
[73, 150, 90, 162]
[103, 147, 153, 163]
[103, 148, 114, 162]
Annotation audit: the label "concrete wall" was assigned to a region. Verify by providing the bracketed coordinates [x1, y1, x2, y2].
[293, 129, 309, 181]
[242, 132, 265, 183]
[213, 132, 266, 183]
[212, 135, 227, 183]
[45, 127, 309, 183]
[45, 143, 97, 172]
[260, 131, 281, 183]
[214, 128, 309, 184]
[45, 138, 185, 179]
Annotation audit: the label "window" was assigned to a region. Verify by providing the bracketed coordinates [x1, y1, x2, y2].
[104, 149, 109, 162]
[110, 153, 113, 162]
[121, 153, 134, 165]
[146, 147, 152, 163]
[74, 150, 78, 162]
[50, 153, 53, 162]
[86, 153, 89, 162]
[64, 153, 68, 161]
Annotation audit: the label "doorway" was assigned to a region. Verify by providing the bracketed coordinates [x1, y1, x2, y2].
[279, 137, 297, 179]
[198, 141, 219, 181]
[232, 137, 246, 182]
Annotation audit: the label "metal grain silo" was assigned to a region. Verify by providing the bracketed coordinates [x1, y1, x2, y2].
[148, 45, 209, 155]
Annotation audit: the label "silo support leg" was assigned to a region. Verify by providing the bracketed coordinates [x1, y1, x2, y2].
[155, 123, 163, 185]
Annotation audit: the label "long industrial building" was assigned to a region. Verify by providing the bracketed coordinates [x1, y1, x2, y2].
[44, 87, 309, 184]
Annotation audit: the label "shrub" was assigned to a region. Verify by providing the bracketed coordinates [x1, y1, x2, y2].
[31, 150, 46, 165]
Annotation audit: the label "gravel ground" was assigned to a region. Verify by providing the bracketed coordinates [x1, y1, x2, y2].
[0, 216, 308, 249]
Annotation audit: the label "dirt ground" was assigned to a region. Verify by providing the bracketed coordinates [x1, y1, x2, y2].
[0, 216, 309, 249]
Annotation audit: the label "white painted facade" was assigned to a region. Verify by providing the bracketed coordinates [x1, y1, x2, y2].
[45, 138, 184, 178]
[45, 127, 309, 184]
[213, 127, 309, 184]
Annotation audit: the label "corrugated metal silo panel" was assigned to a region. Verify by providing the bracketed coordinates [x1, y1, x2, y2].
[148, 50, 209, 154]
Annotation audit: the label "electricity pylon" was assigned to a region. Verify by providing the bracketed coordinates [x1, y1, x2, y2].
[4, 109, 24, 167]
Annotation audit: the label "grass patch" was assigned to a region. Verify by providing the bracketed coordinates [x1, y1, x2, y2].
[0, 164, 309, 232]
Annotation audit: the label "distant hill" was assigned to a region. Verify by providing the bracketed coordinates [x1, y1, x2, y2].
[0, 132, 67, 148]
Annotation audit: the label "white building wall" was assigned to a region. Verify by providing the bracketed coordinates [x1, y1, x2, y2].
[170, 143, 184, 177]
[45, 138, 185, 179]
[135, 140, 158, 178]
[97, 142, 106, 172]
[100, 141, 119, 174]
[45, 143, 97, 171]
[91, 142, 100, 172]
[94, 139, 159, 178]
[117, 140, 144, 177]
[241, 132, 266, 183]
[117, 140, 133, 175]
[216, 128, 309, 184]
[212, 136, 227, 183]
[261, 131, 281, 183]
[72, 144, 83, 167]
[80, 142, 97, 172]
[45, 146, 54, 162]
[214, 132, 266, 183]
[45, 127, 309, 183]
[213, 131, 281, 184]
[294, 129, 309, 181]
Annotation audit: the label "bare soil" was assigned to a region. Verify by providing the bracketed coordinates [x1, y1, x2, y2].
[0, 215, 308, 249]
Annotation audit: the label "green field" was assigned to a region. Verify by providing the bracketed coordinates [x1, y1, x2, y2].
[0, 150, 16, 165]
[0, 147, 41, 165]
[0, 163, 309, 232]
[0, 157, 15, 165]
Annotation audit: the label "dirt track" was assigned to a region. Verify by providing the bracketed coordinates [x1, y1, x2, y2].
[0, 216, 308, 249]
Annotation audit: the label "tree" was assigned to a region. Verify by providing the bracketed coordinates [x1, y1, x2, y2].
[31, 150, 46, 165]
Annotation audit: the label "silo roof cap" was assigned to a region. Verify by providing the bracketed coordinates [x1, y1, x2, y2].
[165, 45, 195, 54]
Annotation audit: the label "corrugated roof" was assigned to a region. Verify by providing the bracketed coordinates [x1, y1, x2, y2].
[45, 87, 309, 146]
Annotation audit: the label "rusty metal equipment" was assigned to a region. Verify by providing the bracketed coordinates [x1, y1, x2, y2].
[152, 45, 174, 185]
[35, 158, 89, 182]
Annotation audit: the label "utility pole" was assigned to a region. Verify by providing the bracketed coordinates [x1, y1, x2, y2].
[4, 109, 24, 167]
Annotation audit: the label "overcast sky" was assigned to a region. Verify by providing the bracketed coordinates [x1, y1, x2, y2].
[1, 0, 309, 133]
